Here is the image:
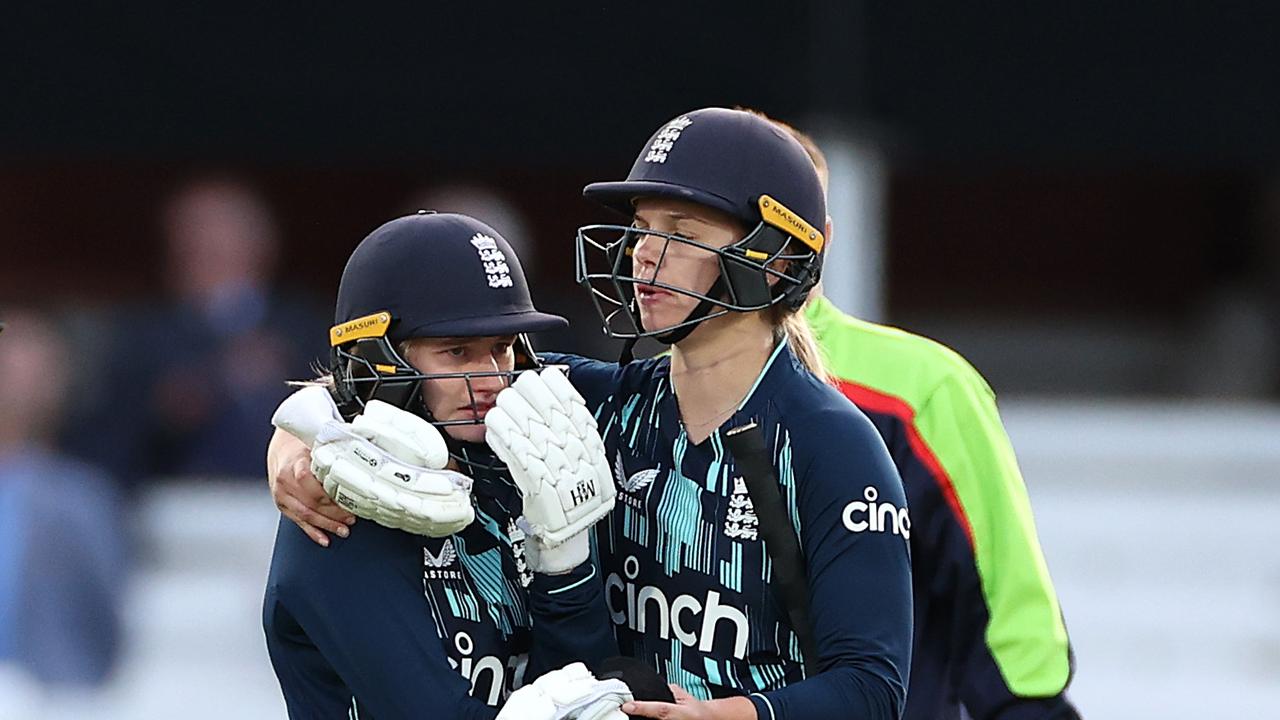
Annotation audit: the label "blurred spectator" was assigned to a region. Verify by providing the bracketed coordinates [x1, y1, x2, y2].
[404, 184, 616, 359]
[67, 177, 326, 484]
[0, 310, 126, 688]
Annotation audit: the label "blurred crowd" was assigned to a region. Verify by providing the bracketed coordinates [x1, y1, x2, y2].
[4, 168, 1280, 698]
[0, 176, 613, 695]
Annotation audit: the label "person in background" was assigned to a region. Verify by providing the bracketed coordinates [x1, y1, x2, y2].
[70, 177, 325, 484]
[0, 310, 127, 690]
[773, 115, 1082, 720]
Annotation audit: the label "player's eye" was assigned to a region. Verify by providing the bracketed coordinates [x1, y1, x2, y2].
[493, 342, 512, 355]
[443, 346, 467, 359]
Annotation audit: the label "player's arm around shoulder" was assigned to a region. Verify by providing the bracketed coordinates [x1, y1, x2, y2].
[538, 351, 667, 417]
[536, 352, 623, 410]
[267, 424, 356, 546]
[754, 402, 913, 720]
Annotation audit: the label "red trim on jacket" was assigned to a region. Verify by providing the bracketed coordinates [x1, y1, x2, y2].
[833, 379, 975, 545]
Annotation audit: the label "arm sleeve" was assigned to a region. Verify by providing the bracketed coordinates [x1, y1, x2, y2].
[537, 353, 623, 411]
[750, 409, 913, 720]
[526, 561, 618, 678]
[263, 517, 499, 720]
[913, 371, 1074, 718]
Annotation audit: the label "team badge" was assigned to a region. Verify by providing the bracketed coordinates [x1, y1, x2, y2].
[722, 476, 759, 541]
[643, 116, 693, 164]
[469, 233, 514, 288]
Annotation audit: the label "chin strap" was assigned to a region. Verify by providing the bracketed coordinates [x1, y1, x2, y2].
[616, 276, 731, 364]
[648, 275, 729, 348]
[618, 337, 639, 365]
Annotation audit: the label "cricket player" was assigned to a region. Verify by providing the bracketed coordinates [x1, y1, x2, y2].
[269, 108, 914, 720]
[262, 212, 631, 720]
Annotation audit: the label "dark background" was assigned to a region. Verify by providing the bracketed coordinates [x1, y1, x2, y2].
[4, 1, 1279, 395]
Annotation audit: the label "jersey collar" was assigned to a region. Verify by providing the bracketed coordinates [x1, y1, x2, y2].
[734, 336, 796, 417]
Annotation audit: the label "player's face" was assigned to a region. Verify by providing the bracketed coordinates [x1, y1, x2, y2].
[403, 335, 516, 444]
[630, 197, 747, 333]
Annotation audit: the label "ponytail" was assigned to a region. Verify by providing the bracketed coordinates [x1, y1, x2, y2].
[773, 306, 829, 384]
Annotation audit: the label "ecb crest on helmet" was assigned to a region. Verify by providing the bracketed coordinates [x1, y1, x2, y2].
[469, 233, 514, 288]
[644, 116, 693, 164]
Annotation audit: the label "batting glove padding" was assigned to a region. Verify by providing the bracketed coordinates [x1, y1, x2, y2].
[485, 368, 616, 572]
[270, 385, 343, 447]
[496, 663, 632, 720]
[272, 388, 475, 537]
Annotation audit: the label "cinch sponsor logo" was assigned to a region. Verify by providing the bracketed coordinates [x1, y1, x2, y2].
[605, 555, 749, 659]
[445, 631, 528, 707]
[842, 486, 911, 539]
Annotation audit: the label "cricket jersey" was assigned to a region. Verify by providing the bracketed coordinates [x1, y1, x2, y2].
[805, 296, 1077, 720]
[543, 343, 913, 720]
[263, 448, 617, 720]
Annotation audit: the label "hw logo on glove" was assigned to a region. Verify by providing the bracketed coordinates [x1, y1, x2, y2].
[569, 479, 598, 508]
[485, 367, 617, 573]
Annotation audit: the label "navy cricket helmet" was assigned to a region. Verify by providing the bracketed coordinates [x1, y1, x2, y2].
[576, 107, 826, 348]
[329, 211, 566, 426]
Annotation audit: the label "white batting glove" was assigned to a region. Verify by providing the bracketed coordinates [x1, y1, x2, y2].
[484, 367, 616, 573]
[270, 385, 343, 446]
[497, 663, 631, 720]
[271, 389, 476, 537]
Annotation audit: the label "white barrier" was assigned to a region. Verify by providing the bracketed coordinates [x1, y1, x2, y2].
[23, 401, 1280, 720]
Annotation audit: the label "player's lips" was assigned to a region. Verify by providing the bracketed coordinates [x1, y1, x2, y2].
[636, 285, 673, 305]
[462, 402, 495, 417]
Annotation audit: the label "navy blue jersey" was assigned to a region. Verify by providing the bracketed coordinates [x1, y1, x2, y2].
[543, 344, 913, 720]
[263, 457, 617, 720]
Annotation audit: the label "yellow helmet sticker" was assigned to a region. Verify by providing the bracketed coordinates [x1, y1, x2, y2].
[757, 195, 824, 253]
[330, 311, 392, 347]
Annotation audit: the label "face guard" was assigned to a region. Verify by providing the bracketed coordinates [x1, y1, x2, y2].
[575, 195, 824, 346]
[328, 311, 541, 472]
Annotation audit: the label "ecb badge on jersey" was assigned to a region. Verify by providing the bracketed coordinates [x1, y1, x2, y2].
[723, 477, 759, 541]
[507, 518, 535, 588]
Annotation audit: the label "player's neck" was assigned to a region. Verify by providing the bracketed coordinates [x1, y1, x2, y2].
[669, 312, 775, 443]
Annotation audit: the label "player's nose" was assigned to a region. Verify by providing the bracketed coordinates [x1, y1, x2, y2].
[631, 231, 664, 280]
